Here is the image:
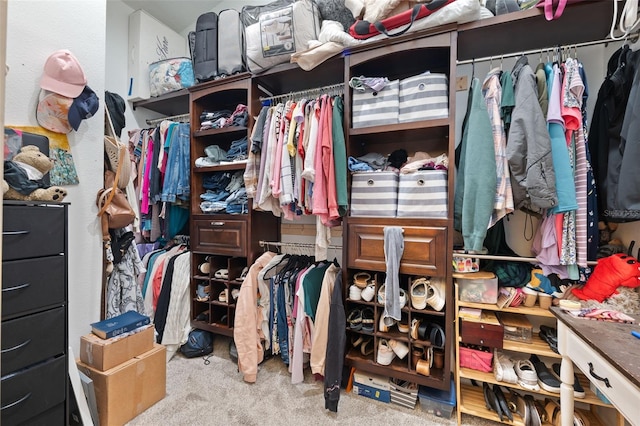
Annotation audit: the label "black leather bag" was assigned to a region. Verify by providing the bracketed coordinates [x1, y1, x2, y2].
[193, 12, 218, 82]
[180, 329, 214, 358]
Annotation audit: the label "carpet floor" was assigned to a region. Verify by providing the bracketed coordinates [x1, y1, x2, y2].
[126, 336, 500, 426]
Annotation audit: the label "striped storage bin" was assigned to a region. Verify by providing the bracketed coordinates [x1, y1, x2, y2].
[396, 170, 448, 218]
[350, 171, 399, 217]
[398, 72, 449, 123]
[351, 79, 399, 128]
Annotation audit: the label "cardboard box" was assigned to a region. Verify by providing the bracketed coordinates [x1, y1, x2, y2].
[353, 370, 391, 403]
[80, 324, 154, 371]
[76, 343, 166, 426]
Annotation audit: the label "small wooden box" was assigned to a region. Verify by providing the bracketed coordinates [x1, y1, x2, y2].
[460, 311, 504, 349]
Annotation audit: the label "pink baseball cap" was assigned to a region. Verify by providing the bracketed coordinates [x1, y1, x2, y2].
[40, 49, 87, 98]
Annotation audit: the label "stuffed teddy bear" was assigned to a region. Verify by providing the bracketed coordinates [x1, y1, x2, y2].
[3, 145, 67, 202]
[571, 253, 640, 302]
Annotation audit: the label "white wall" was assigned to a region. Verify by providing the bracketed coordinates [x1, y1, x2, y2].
[5, 0, 107, 355]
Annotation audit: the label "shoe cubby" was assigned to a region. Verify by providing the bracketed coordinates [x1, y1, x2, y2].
[345, 269, 449, 388]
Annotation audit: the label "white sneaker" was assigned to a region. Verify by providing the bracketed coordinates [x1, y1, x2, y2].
[515, 359, 540, 391]
[389, 339, 409, 359]
[493, 349, 518, 384]
[377, 339, 396, 365]
[349, 284, 363, 301]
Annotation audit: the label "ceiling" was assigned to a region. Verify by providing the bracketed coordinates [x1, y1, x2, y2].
[121, 0, 223, 33]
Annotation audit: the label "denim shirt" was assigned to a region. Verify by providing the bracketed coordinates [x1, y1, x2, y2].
[160, 123, 190, 202]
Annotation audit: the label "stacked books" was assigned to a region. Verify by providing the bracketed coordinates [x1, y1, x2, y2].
[90, 310, 150, 339]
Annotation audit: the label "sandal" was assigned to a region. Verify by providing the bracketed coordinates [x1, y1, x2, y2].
[411, 278, 429, 310]
[377, 284, 386, 304]
[426, 278, 446, 311]
[218, 289, 228, 303]
[347, 308, 363, 331]
[361, 308, 375, 332]
[377, 339, 395, 365]
[360, 337, 374, 356]
[235, 266, 249, 282]
[214, 268, 229, 279]
[526, 394, 541, 426]
[531, 354, 561, 393]
[379, 314, 396, 332]
[353, 272, 371, 289]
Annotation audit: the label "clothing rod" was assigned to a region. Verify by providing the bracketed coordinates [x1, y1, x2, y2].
[453, 252, 598, 266]
[259, 83, 345, 103]
[259, 240, 342, 250]
[456, 37, 626, 65]
[146, 113, 190, 126]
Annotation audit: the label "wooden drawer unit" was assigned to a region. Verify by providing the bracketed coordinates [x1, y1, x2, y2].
[2, 204, 65, 260]
[2, 256, 66, 319]
[460, 315, 504, 349]
[192, 217, 247, 257]
[1, 307, 66, 375]
[347, 223, 447, 276]
[0, 355, 67, 425]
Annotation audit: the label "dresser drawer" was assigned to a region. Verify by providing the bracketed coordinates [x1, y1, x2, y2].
[2, 204, 65, 260]
[347, 224, 447, 275]
[192, 218, 247, 256]
[560, 322, 640, 422]
[1, 307, 66, 375]
[460, 319, 504, 349]
[2, 256, 66, 319]
[0, 355, 66, 425]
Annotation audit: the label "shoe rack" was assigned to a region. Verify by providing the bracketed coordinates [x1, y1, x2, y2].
[454, 281, 621, 425]
[188, 74, 279, 337]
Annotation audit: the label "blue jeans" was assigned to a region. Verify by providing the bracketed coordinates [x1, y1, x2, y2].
[161, 123, 191, 202]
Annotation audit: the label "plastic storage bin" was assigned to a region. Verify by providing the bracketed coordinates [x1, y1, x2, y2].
[418, 378, 456, 419]
[455, 271, 498, 304]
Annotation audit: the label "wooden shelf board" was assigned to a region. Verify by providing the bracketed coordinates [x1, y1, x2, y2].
[502, 334, 561, 359]
[349, 118, 450, 136]
[458, 300, 555, 318]
[193, 162, 247, 173]
[459, 383, 605, 426]
[459, 368, 610, 407]
[193, 126, 247, 138]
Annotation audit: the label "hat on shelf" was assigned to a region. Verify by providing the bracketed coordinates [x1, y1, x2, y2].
[36, 89, 73, 134]
[40, 49, 87, 98]
[68, 85, 99, 131]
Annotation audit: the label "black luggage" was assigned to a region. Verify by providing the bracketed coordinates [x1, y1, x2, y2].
[193, 12, 218, 83]
[217, 9, 245, 76]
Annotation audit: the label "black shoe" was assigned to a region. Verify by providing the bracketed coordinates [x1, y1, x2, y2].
[552, 363, 586, 398]
[531, 354, 561, 393]
[539, 325, 558, 353]
[493, 385, 513, 422]
[483, 382, 500, 417]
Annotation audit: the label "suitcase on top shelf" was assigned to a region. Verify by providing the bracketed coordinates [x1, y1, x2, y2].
[218, 9, 246, 76]
[193, 12, 218, 82]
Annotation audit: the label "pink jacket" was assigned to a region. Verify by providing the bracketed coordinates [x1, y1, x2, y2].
[234, 251, 275, 383]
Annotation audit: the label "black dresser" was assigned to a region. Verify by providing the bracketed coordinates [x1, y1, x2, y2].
[1, 201, 69, 425]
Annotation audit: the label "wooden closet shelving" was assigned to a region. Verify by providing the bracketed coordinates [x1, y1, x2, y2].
[452, 2, 624, 423]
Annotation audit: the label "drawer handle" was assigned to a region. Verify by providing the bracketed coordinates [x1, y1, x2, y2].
[2, 230, 30, 236]
[1, 392, 32, 411]
[0, 338, 32, 354]
[210, 222, 224, 226]
[2, 282, 31, 293]
[588, 362, 612, 388]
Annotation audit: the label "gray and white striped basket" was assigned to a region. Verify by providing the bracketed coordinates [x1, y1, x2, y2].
[396, 170, 448, 218]
[398, 72, 449, 123]
[350, 171, 399, 217]
[351, 79, 400, 128]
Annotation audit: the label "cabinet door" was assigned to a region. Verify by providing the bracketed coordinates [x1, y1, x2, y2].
[192, 218, 247, 256]
[347, 224, 447, 276]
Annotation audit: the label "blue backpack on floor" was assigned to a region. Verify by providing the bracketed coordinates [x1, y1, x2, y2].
[181, 329, 214, 358]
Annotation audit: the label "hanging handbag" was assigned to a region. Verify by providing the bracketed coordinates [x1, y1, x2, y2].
[535, 0, 584, 21]
[97, 144, 136, 240]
